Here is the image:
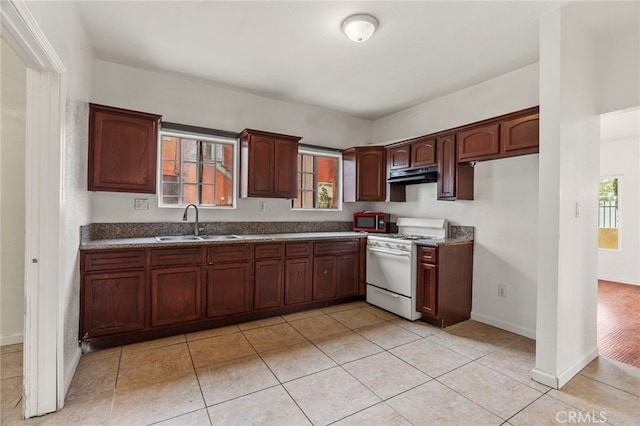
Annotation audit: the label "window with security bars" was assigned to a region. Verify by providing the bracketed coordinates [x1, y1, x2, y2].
[159, 132, 236, 207]
[598, 177, 619, 250]
[292, 149, 341, 210]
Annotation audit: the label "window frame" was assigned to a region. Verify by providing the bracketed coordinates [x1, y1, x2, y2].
[291, 147, 343, 211]
[157, 129, 239, 209]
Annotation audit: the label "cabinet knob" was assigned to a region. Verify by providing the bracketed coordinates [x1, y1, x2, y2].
[323, 270, 328, 274]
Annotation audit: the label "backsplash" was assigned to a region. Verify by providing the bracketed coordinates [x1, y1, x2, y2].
[81, 221, 354, 242]
[450, 225, 474, 240]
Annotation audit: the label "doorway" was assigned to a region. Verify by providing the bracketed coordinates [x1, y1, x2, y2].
[597, 108, 640, 368]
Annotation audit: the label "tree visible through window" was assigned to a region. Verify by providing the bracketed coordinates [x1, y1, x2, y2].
[159, 132, 236, 207]
[598, 177, 619, 249]
[292, 150, 341, 210]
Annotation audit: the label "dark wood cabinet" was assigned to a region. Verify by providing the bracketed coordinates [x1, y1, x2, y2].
[254, 243, 284, 310]
[388, 145, 410, 170]
[82, 271, 146, 338]
[88, 104, 161, 193]
[416, 244, 473, 328]
[500, 112, 539, 156]
[206, 245, 253, 317]
[151, 266, 202, 327]
[312, 240, 359, 300]
[437, 134, 473, 201]
[343, 147, 386, 202]
[239, 129, 301, 199]
[150, 248, 203, 327]
[411, 137, 437, 167]
[80, 237, 364, 348]
[284, 243, 312, 305]
[457, 123, 500, 162]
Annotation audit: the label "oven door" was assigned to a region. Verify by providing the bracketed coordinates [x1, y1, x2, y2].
[366, 245, 412, 296]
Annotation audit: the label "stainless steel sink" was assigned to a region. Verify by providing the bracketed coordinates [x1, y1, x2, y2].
[155, 235, 203, 242]
[200, 234, 244, 240]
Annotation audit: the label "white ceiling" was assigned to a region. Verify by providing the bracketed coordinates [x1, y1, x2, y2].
[76, 1, 579, 120]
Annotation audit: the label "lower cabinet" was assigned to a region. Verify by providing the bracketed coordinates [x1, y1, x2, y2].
[206, 261, 253, 317]
[416, 244, 473, 327]
[312, 241, 359, 300]
[151, 266, 202, 327]
[82, 270, 146, 337]
[80, 237, 364, 347]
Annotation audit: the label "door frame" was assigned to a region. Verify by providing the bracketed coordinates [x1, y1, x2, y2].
[1, 0, 66, 417]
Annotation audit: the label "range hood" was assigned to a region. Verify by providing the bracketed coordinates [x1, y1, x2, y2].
[387, 165, 438, 185]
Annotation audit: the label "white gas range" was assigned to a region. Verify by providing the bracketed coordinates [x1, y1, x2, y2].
[366, 217, 447, 320]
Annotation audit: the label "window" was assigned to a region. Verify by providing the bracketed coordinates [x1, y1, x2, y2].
[292, 148, 342, 210]
[598, 177, 619, 250]
[159, 131, 237, 207]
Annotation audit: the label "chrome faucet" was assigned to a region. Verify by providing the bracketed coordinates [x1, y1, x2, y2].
[182, 203, 200, 236]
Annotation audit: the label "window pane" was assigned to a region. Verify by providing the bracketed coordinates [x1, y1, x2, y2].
[293, 152, 340, 210]
[217, 173, 233, 206]
[202, 165, 216, 185]
[598, 177, 619, 249]
[182, 139, 198, 162]
[201, 184, 215, 206]
[182, 184, 197, 204]
[182, 163, 198, 184]
[162, 137, 179, 160]
[316, 156, 338, 208]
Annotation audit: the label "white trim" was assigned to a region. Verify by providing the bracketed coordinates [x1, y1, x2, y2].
[470, 312, 536, 340]
[63, 347, 82, 398]
[597, 275, 639, 286]
[530, 346, 599, 389]
[1, 0, 66, 419]
[0, 333, 24, 346]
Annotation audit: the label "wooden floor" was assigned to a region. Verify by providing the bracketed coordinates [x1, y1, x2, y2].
[598, 280, 640, 368]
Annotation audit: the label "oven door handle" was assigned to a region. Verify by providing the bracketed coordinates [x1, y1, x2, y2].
[373, 287, 400, 298]
[368, 247, 412, 258]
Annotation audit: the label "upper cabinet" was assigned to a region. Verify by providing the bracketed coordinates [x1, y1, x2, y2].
[343, 147, 386, 202]
[239, 129, 301, 199]
[88, 104, 162, 193]
[456, 107, 540, 163]
[437, 134, 473, 201]
[386, 136, 437, 172]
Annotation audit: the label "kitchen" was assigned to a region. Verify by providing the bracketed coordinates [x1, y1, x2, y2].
[1, 0, 639, 424]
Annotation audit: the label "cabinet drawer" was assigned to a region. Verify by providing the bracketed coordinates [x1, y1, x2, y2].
[208, 244, 252, 263]
[419, 247, 438, 264]
[151, 247, 202, 267]
[255, 243, 284, 259]
[83, 250, 146, 272]
[285, 242, 312, 257]
[314, 240, 359, 255]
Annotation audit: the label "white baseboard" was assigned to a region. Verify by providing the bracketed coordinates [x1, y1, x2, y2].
[63, 346, 82, 403]
[470, 312, 536, 339]
[1, 333, 24, 346]
[598, 275, 639, 286]
[530, 346, 599, 389]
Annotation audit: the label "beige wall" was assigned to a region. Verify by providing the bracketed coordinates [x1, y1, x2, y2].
[0, 39, 27, 345]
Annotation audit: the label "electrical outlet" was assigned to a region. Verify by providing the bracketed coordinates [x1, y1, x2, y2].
[259, 201, 266, 212]
[134, 198, 149, 210]
[498, 284, 507, 298]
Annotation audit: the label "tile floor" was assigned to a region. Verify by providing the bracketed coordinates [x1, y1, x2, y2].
[2, 301, 639, 425]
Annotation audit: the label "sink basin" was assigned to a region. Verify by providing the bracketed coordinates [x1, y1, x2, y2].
[200, 234, 244, 240]
[155, 235, 203, 242]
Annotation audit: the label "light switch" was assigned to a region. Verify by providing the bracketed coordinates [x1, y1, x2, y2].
[575, 202, 581, 218]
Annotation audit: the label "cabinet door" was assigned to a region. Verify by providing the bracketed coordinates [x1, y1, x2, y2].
[437, 134, 457, 199]
[247, 135, 275, 197]
[457, 123, 500, 162]
[417, 263, 438, 317]
[411, 138, 436, 167]
[284, 257, 312, 305]
[387, 145, 410, 170]
[356, 148, 386, 201]
[254, 259, 283, 310]
[500, 113, 539, 156]
[83, 270, 146, 337]
[151, 266, 202, 327]
[312, 257, 336, 300]
[335, 253, 358, 297]
[206, 262, 253, 317]
[88, 104, 161, 193]
[273, 138, 299, 198]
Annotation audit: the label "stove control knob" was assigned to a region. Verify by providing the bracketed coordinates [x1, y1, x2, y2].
[396, 244, 404, 250]
[385, 243, 391, 248]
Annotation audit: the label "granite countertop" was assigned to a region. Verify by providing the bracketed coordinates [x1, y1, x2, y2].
[80, 231, 368, 250]
[415, 237, 474, 247]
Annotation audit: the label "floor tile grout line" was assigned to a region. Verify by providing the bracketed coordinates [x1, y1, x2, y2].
[576, 371, 640, 398]
[500, 389, 555, 425]
[185, 335, 214, 424]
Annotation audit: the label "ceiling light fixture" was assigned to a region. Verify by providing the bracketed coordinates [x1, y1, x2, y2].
[342, 14, 379, 43]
